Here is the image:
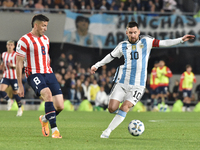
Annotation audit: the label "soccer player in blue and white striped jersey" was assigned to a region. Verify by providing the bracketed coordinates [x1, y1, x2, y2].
[90, 21, 194, 138]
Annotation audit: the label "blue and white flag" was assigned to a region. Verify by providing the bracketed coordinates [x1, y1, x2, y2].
[63, 10, 200, 49]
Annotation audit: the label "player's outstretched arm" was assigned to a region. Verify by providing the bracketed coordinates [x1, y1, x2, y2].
[90, 66, 97, 74]
[182, 35, 195, 42]
[159, 34, 195, 47]
[90, 54, 114, 74]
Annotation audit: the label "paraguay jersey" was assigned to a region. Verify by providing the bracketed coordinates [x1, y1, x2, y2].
[16, 32, 53, 78]
[112, 35, 158, 87]
[2, 51, 17, 79]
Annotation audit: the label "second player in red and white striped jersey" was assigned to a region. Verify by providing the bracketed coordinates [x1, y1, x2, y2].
[16, 32, 53, 77]
[2, 51, 17, 79]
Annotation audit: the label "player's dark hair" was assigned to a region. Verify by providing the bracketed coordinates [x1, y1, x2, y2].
[126, 21, 139, 29]
[75, 16, 90, 28]
[186, 64, 192, 69]
[31, 14, 49, 28]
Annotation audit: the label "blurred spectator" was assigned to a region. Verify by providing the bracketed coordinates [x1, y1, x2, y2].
[90, 1, 95, 11]
[148, 0, 159, 16]
[82, 79, 89, 99]
[141, 0, 150, 11]
[45, 0, 54, 8]
[172, 79, 179, 101]
[95, 86, 108, 110]
[80, 0, 85, 10]
[93, 0, 101, 9]
[53, 4, 63, 13]
[58, 53, 68, 66]
[74, 79, 84, 104]
[26, 0, 35, 8]
[3, 0, 14, 8]
[59, 0, 65, 8]
[14, 0, 23, 8]
[64, 71, 72, 99]
[67, 54, 76, 68]
[34, 0, 44, 9]
[70, 72, 76, 102]
[100, 0, 108, 11]
[119, 1, 126, 11]
[154, 0, 163, 12]
[193, 0, 200, 13]
[101, 80, 111, 95]
[110, 1, 118, 10]
[125, 0, 134, 10]
[162, 0, 177, 13]
[133, 0, 144, 11]
[60, 67, 67, 79]
[88, 79, 100, 105]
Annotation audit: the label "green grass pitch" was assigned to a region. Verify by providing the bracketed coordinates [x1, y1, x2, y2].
[0, 111, 199, 150]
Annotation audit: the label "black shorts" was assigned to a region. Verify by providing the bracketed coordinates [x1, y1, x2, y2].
[27, 73, 62, 96]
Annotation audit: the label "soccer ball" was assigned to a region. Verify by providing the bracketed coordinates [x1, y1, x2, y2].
[128, 120, 145, 136]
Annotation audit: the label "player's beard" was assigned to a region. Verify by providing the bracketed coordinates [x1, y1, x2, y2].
[129, 38, 137, 44]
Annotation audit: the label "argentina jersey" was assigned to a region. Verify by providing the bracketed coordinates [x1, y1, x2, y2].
[112, 35, 154, 87]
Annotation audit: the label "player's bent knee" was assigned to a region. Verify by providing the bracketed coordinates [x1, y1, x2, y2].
[40, 88, 53, 102]
[108, 106, 118, 113]
[55, 105, 64, 111]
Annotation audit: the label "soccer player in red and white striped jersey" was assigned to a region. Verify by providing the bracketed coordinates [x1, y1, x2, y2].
[0, 40, 23, 116]
[16, 14, 64, 138]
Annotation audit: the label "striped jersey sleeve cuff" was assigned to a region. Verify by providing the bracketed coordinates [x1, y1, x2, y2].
[16, 52, 25, 58]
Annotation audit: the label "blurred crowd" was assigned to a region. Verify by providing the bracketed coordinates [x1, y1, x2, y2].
[0, 52, 200, 112]
[0, 0, 195, 14]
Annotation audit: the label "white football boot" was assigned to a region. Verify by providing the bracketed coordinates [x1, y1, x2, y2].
[100, 128, 111, 138]
[7, 99, 13, 111]
[16, 107, 23, 117]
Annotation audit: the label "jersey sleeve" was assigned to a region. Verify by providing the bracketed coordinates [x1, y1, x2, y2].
[110, 42, 123, 58]
[159, 38, 184, 47]
[16, 37, 28, 58]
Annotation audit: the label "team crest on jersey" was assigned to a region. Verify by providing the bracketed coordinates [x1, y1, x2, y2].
[140, 44, 144, 48]
[132, 45, 136, 50]
[17, 43, 20, 48]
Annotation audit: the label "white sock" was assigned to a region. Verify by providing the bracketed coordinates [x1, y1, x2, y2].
[52, 127, 59, 134]
[107, 110, 127, 131]
[42, 115, 48, 122]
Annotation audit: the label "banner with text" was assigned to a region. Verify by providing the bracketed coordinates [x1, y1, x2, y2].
[63, 10, 200, 49]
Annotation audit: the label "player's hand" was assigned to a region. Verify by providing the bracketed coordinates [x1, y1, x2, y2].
[18, 84, 24, 97]
[182, 35, 195, 42]
[90, 66, 97, 74]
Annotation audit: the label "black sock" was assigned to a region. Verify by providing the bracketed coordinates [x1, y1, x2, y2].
[13, 94, 22, 108]
[56, 110, 61, 116]
[45, 102, 57, 129]
[186, 103, 190, 108]
[0, 91, 9, 100]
